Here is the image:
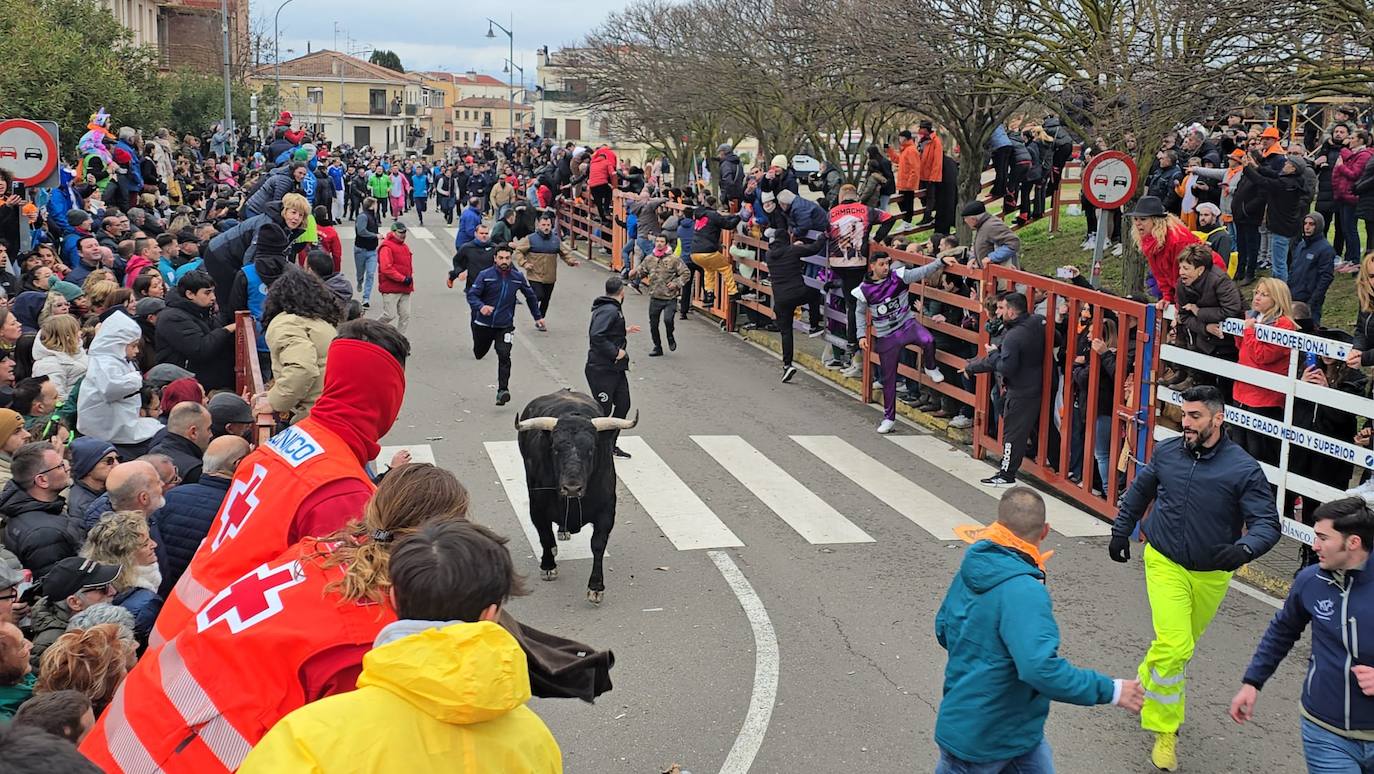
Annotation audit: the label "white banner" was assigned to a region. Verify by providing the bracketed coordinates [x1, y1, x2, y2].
[1218, 317, 1353, 360]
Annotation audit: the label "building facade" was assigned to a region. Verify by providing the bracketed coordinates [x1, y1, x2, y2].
[533, 48, 649, 164]
[96, 0, 249, 75]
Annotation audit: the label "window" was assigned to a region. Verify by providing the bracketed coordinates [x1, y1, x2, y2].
[542, 118, 557, 138]
[564, 118, 581, 141]
[464, 110, 469, 120]
[482, 112, 492, 128]
[306, 87, 323, 104]
[369, 89, 386, 116]
[599, 119, 609, 137]
[432, 92, 445, 108]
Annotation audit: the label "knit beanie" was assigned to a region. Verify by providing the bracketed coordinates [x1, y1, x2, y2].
[0, 409, 24, 447]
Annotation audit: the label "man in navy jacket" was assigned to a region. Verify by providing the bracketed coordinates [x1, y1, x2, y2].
[466, 244, 545, 406]
[156, 436, 247, 593]
[1231, 498, 1374, 771]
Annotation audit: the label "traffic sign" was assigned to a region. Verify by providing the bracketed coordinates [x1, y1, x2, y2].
[0, 119, 60, 188]
[1081, 150, 1137, 210]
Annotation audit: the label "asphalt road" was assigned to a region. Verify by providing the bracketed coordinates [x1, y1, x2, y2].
[337, 208, 1307, 774]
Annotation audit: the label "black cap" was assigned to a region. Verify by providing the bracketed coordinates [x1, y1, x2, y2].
[40, 557, 120, 600]
[208, 392, 253, 426]
[960, 201, 987, 218]
[898, 129, 913, 140]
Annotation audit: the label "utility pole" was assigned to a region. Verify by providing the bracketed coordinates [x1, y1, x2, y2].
[220, 0, 234, 134]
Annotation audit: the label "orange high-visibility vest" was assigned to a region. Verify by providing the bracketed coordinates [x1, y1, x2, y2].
[82, 540, 394, 773]
[151, 418, 374, 647]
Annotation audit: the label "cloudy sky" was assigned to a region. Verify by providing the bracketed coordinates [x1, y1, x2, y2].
[273, 1, 633, 86]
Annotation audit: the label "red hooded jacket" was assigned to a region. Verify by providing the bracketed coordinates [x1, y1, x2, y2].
[377, 231, 414, 295]
[589, 147, 618, 187]
[1141, 222, 1225, 303]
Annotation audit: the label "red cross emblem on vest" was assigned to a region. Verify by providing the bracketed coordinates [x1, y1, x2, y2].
[195, 559, 306, 634]
[211, 464, 268, 551]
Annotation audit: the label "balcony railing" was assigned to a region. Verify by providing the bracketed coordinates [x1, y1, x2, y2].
[404, 104, 418, 116]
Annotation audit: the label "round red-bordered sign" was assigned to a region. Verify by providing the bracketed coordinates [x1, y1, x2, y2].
[1081, 150, 1138, 210]
[0, 119, 59, 186]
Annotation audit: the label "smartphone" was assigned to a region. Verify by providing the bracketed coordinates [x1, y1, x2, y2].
[10, 182, 25, 199]
[1305, 352, 1319, 370]
[1055, 266, 1073, 279]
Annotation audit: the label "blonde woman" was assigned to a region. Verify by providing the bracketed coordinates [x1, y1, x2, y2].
[81, 511, 162, 647]
[38, 291, 70, 326]
[1128, 196, 1213, 305]
[35, 623, 137, 717]
[1345, 251, 1374, 369]
[30, 314, 87, 401]
[1229, 277, 1296, 464]
[84, 280, 120, 317]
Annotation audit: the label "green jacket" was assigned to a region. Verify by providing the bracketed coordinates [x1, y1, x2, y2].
[368, 173, 391, 199]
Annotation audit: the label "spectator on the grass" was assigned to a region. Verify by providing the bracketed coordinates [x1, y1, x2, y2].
[1333, 129, 1372, 267]
[1192, 203, 1232, 268]
[1170, 245, 1243, 392]
[1289, 212, 1336, 326]
[1240, 148, 1307, 284]
[961, 201, 1020, 269]
[1229, 277, 1297, 465]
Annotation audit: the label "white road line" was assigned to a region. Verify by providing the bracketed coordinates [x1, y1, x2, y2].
[692, 435, 874, 544]
[615, 436, 744, 550]
[483, 441, 595, 560]
[708, 550, 779, 774]
[407, 225, 435, 240]
[373, 444, 435, 474]
[885, 435, 1113, 537]
[791, 435, 980, 540]
[443, 226, 459, 242]
[1229, 579, 1282, 609]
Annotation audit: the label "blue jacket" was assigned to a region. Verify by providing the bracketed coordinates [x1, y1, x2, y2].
[467, 265, 542, 328]
[113, 586, 162, 647]
[327, 165, 345, 191]
[158, 474, 231, 589]
[456, 205, 482, 250]
[116, 140, 144, 189]
[46, 167, 83, 239]
[1244, 555, 1374, 732]
[410, 173, 429, 199]
[1289, 230, 1336, 324]
[1112, 435, 1280, 571]
[987, 125, 1013, 152]
[785, 197, 829, 243]
[935, 541, 1115, 762]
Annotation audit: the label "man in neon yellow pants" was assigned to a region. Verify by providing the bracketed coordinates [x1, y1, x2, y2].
[1109, 385, 1279, 771]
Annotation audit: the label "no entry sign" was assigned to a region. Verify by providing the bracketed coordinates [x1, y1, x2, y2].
[0, 119, 60, 188]
[1081, 150, 1137, 210]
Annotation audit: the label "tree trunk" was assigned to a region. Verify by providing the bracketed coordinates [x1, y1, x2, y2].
[955, 145, 988, 245]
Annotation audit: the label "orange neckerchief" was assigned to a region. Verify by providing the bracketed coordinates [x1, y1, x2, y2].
[954, 521, 1053, 572]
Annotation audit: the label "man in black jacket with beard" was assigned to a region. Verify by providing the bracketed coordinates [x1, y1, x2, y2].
[586, 276, 640, 459]
[964, 292, 1046, 487]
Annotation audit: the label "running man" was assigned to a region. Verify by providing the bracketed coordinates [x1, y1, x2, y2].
[467, 243, 546, 406]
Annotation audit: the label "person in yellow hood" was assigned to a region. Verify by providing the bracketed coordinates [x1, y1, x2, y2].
[238, 520, 561, 773]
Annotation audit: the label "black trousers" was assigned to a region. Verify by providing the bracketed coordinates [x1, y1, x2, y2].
[590, 184, 613, 223]
[834, 266, 865, 346]
[896, 189, 918, 221]
[999, 390, 1039, 476]
[990, 146, 1013, 199]
[773, 288, 821, 366]
[648, 297, 676, 349]
[472, 324, 514, 390]
[586, 366, 630, 419]
[680, 260, 704, 316]
[530, 281, 555, 316]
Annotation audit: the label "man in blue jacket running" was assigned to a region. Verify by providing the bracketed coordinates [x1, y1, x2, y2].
[1231, 498, 1374, 771]
[935, 487, 1143, 773]
[1110, 384, 1280, 770]
[466, 243, 545, 406]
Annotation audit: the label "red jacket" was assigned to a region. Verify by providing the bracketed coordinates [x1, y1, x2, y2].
[1234, 315, 1296, 408]
[316, 225, 342, 272]
[377, 232, 414, 294]
[589, 147, 618, 187]
[1141, 223, 1224, 303]
[1334, 146, 1373, 206]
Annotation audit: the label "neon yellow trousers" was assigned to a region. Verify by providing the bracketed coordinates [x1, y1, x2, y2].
[691, 251, 738, 297]
[1138, 543, 1233, 733]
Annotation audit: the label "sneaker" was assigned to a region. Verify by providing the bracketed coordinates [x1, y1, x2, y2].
[949, 415, 973, 429]
[876, 418, 896, 434]
[704, 292, 716, 306]
[612, 446, 631, 459]
[495, 389, 511, 406]
[739, 292, 760, 302]
[781, 365, 798, 383]
[823, 358, 844, 370]
[924, 367, 945, 383]
[807, 324, 825, 338]
[1080, 236, 1095, 251]
[1111, 242, 1123, 256]
[648, 347, 664, 357]
[840, 363, 861, 378]
[667, 336, 677, 352]
[1151, 732, 1178, 771]
[362, 301, 370, 310]
[980, 473, 1015, 487]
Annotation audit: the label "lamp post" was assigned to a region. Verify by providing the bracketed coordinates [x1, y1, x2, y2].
[220, 0, 234, 135]
[273, 0, 298, 121]
[503, 58, 525, 134]
[485, 17, 513, 139]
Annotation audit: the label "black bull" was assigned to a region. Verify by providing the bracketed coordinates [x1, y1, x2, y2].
[516, 389, 637, 604]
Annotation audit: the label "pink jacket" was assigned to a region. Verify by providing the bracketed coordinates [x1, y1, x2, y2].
[1334, 146, 1372, 205]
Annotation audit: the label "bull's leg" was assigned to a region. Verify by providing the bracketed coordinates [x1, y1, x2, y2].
[530, 498, 560, 581]
[586, 515, 612, 604]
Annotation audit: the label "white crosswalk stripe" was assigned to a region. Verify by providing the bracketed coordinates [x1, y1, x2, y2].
[792, 435, 981, 540]
[483, 441, 595, 560]
[614, 436, 744, 550]
[407, 226, 435, 240]
[692, 435, 874, 544]
[444, 227, 459, 243]
[885, 435, 1113, 537]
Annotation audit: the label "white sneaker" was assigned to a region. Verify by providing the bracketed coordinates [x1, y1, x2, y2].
[840, 363, 861, 378]
[1080, 236, 1095, 251]
[1111, 242, 1123, 256]
[877, 418, 896, 434]
[949, 415, 972, 429]
[924, 367, 945, 383]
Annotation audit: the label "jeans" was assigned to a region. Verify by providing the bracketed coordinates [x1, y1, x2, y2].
[1339, 203, 1363, 264]
[353, 246, 378, 302]
[1270, 233, 1292, 282]
[935, 739, 1054, 774]
[1093, 414, 1113, 492]
[1302, 717, 1374, 773]
[1235, 224, 1261, 280]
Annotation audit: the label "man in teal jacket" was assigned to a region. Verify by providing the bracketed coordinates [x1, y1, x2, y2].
[934, 487, 1143, 772]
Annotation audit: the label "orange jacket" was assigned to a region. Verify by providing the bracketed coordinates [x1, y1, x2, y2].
[151, 418, 375, 647]
[83, 540, 393, 773]
[919, 133, 944, 184]
[887, 140, 922, 192]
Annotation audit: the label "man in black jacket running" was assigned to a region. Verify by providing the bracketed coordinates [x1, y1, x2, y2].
[586, 276, 640, 458]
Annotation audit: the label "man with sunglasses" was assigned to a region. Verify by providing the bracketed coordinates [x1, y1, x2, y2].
[64, 437, 117, 525]
[0, 443, 79, 579]
[27, 557, 119, 669]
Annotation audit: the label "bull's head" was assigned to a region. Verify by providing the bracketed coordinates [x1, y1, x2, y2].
[516, 411, 637, 498]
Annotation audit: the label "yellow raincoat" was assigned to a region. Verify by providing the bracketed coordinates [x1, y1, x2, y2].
[239, 620, 562, 773]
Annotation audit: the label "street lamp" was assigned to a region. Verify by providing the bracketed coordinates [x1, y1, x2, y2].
[486, 17, 513, 139]
[503, 59, 525, 135]
[220, 0, 234, 136]
[273, 0, 298, 124]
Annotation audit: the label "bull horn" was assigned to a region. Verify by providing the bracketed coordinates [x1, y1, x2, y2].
[516, 417, 559, 432]
[591, 410, 639, 432]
